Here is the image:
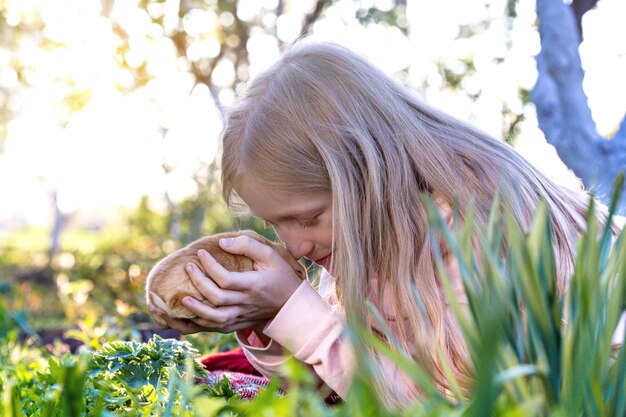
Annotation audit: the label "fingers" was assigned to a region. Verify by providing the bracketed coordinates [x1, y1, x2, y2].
[195, 249, 255, 291]
[186, 302, 267, 332]
[148, 300, 238, 334]
[182, 299, 240, 325]
[147, 304, 170, 329]
[185, 262, 244, 303]
[148, 305, 204, 334]
[147, 286, 265, 334]
[165, 317, 204, 334]
[218, 235, 276, 263]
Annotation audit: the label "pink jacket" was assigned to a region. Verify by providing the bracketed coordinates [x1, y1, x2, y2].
[236, 269, 353, 397]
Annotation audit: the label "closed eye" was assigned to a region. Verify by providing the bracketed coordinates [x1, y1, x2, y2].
[300, 216, 320, 229]
[261, 213, 321, 229]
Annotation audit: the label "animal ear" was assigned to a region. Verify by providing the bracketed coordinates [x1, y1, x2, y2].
[150, 291, 171, 316]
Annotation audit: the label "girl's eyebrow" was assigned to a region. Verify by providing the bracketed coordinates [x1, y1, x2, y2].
[252, 207, 323, 223]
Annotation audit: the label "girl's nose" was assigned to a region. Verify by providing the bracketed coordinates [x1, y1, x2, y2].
[277, 228, 313, 260]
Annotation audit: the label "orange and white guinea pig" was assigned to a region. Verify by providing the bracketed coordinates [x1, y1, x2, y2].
[145, 230, 306, 327]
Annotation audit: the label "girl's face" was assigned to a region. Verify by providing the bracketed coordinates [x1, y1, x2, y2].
[236, 177, 334, 271]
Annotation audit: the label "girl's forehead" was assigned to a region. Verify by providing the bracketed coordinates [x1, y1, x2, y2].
[236, 177, 331, 220]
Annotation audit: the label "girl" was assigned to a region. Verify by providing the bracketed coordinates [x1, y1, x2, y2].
[150, 42, 612, 408]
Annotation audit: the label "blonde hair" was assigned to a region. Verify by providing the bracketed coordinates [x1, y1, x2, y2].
[220, 42, 595, 408]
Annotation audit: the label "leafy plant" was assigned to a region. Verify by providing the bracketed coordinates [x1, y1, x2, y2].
[83, 336, 207, 414]
[350, 183, 626, 416]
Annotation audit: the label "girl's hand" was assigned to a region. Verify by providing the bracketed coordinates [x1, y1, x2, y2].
[168, 235, 303, 334]
[147, 302, 268, 335]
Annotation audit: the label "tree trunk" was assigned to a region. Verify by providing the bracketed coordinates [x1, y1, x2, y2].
[48, 189, 69, 267]
[533, 0, 626, 212]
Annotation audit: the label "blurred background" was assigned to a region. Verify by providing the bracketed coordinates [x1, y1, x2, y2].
[0, 0, 624, 350]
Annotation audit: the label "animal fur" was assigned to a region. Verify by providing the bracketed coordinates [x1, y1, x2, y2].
[146, 230, 306, 327]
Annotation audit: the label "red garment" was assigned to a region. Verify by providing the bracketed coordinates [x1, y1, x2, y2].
[198, 346, 341, 404]
[198, 348, 271, 399]
[199, 347, 262, 375]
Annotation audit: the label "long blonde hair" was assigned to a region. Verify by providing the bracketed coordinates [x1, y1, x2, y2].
[220, 41, 594, 407]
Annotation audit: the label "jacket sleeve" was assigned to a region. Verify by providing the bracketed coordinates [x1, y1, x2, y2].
[235, 276, 355, 398]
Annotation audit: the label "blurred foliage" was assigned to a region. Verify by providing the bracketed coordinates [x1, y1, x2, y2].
[356, 4, 408, 35]
[0, 165, 268, 329]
